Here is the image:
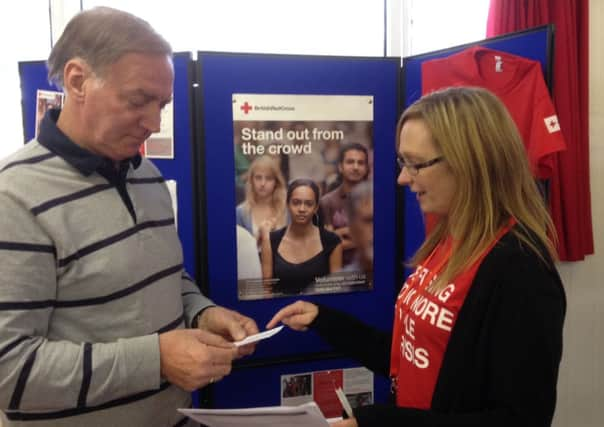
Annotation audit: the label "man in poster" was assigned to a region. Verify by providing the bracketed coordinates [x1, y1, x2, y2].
[319, 142, 370, 268]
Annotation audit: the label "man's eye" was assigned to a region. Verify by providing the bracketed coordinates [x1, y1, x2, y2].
[128, 99, 145, 108]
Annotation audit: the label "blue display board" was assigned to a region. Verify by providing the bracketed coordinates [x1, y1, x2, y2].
[196, 52, 400, 361]
[211, 356, 391, 410]
[401, 25, 553, 266]
[18, 52, 198, 277]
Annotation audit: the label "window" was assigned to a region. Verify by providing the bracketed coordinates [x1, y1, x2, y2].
[1, 1, 51, 158]
[402, 0, 489, 56]
[83, 0, 385, 56]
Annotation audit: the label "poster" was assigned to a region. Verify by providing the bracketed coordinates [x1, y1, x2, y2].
[281, 367, 374, 419]
[140, 102, 174, 158]
[35, 89, 64, 138]
[233, 94, 374, 300]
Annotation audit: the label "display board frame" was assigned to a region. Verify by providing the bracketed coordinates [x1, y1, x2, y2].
[195, 52, 401, 364]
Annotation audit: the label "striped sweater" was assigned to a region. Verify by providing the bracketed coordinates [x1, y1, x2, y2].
[0, 112, 211, 426]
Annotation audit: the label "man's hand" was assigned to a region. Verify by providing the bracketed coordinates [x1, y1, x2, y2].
[158, 329, 237, 391]
[197, 306, 259, 357]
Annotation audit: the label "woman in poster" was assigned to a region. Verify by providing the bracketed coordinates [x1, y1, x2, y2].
[261, 178, 342, 294]
[236, 155, 288, 242]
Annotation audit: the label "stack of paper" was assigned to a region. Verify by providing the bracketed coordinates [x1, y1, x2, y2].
[178, 401, 330, 427]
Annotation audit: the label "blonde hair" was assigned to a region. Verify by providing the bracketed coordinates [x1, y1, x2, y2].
[398, 87, 557, 291]
[243, 156, 287, 227]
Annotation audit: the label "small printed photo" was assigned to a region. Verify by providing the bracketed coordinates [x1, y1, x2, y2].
[144, 137, 174, 158]
[282, 374, 312, 398]
[35, 90, 64, 138]
[345, 391, 373, 409]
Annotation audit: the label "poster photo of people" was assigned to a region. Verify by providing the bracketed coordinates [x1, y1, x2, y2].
[233, 94, 374, 300]
[35, 89, 64, 138]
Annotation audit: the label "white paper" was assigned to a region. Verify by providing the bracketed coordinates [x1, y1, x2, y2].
[233, 325, 283, 347]
[178, 401, 329, 427]
[335, 387, 353, 418]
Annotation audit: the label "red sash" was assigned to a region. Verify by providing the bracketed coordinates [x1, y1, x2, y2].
[390, 219, 515, 408]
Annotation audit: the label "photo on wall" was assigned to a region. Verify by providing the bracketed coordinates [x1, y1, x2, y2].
[233, 93, 375, 300]
[35, 89, 64, 138]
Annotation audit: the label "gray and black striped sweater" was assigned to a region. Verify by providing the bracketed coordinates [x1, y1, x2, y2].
[0, 111, 211, 426]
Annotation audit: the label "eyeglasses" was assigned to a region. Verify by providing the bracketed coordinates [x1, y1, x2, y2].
[396, 156, 444, 176]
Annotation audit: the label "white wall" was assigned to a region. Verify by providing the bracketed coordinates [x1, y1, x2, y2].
[0, 1, 51, 159]
[552, 1, 604, 426]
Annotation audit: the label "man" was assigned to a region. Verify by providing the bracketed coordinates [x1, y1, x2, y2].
[343, 181, 373, 275]
[319, 142, 370, 266]
[0, 7, 258, 426]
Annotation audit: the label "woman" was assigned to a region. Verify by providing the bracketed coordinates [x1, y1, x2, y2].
[267, 87, 565, 426]
[261, 178, 343, 294]
[236, 155, 287, 241]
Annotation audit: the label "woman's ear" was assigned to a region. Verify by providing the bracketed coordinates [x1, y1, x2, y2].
[62, 58, 92, 103]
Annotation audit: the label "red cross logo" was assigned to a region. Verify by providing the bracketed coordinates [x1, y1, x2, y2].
[241, 102, 252, 114]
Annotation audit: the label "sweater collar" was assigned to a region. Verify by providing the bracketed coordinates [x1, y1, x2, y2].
[37, 109, 142, 176]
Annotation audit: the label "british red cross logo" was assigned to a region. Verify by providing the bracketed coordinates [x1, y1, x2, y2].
[544, 115, 561, 133]
[241, 102, 252, 114]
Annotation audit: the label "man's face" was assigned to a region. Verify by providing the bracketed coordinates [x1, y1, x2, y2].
[80, 52, 174, 161]
[339, 149, 368, 185]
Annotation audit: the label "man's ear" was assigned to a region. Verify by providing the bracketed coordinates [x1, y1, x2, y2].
[62, 58, 92, 103]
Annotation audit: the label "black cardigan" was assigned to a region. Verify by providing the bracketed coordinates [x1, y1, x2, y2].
[310, 231, 566, 427]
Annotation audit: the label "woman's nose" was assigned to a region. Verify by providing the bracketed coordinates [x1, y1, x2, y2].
[397, 167, 412, 186]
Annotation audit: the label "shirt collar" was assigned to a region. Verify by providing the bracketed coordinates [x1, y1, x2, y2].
[37, 109, 142, 176]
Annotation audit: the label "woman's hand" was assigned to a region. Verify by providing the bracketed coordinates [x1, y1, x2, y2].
[266, 300, 319, 331]
[330, 418, 358, 427]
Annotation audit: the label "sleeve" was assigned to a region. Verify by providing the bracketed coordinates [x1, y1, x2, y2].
[269, 228, 285, 256]
[311, 304, 391, 376]
[0, 191, 160, 412]
[528, 70, 567, 179]
[351, 245, 566, 427]
[181, 270, 215, 327]
[235, 204, 248, 231]
[321, 228, 342, 255]
[160, 174, 214, 326]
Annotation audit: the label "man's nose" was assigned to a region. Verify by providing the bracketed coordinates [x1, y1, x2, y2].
[140, 104, 162, 133]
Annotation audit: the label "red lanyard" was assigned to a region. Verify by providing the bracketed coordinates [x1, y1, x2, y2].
[390, 218, 517, 394]
[404, 238, 452, 295]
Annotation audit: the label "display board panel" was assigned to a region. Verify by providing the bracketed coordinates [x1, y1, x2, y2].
[209, 356, 391, 412]
[196, 52, 400, 361]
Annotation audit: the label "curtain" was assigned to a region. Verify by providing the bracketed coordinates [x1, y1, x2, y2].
[487, 0, 592, 261]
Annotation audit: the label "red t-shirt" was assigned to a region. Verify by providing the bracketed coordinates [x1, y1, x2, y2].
[390, 221, 514, 409]
[422, 46, 566, 180]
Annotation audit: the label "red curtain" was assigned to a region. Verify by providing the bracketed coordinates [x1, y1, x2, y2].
[487, 0, 592, 261]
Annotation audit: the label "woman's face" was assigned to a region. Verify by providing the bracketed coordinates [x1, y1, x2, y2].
[288, 186, 318, 225]
[252, 166, 277, 199]
[397, 118, 457, 217]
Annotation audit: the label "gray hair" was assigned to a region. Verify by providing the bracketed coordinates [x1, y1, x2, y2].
[47, 7, 172, 88]
[346, 181, 373, 221]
